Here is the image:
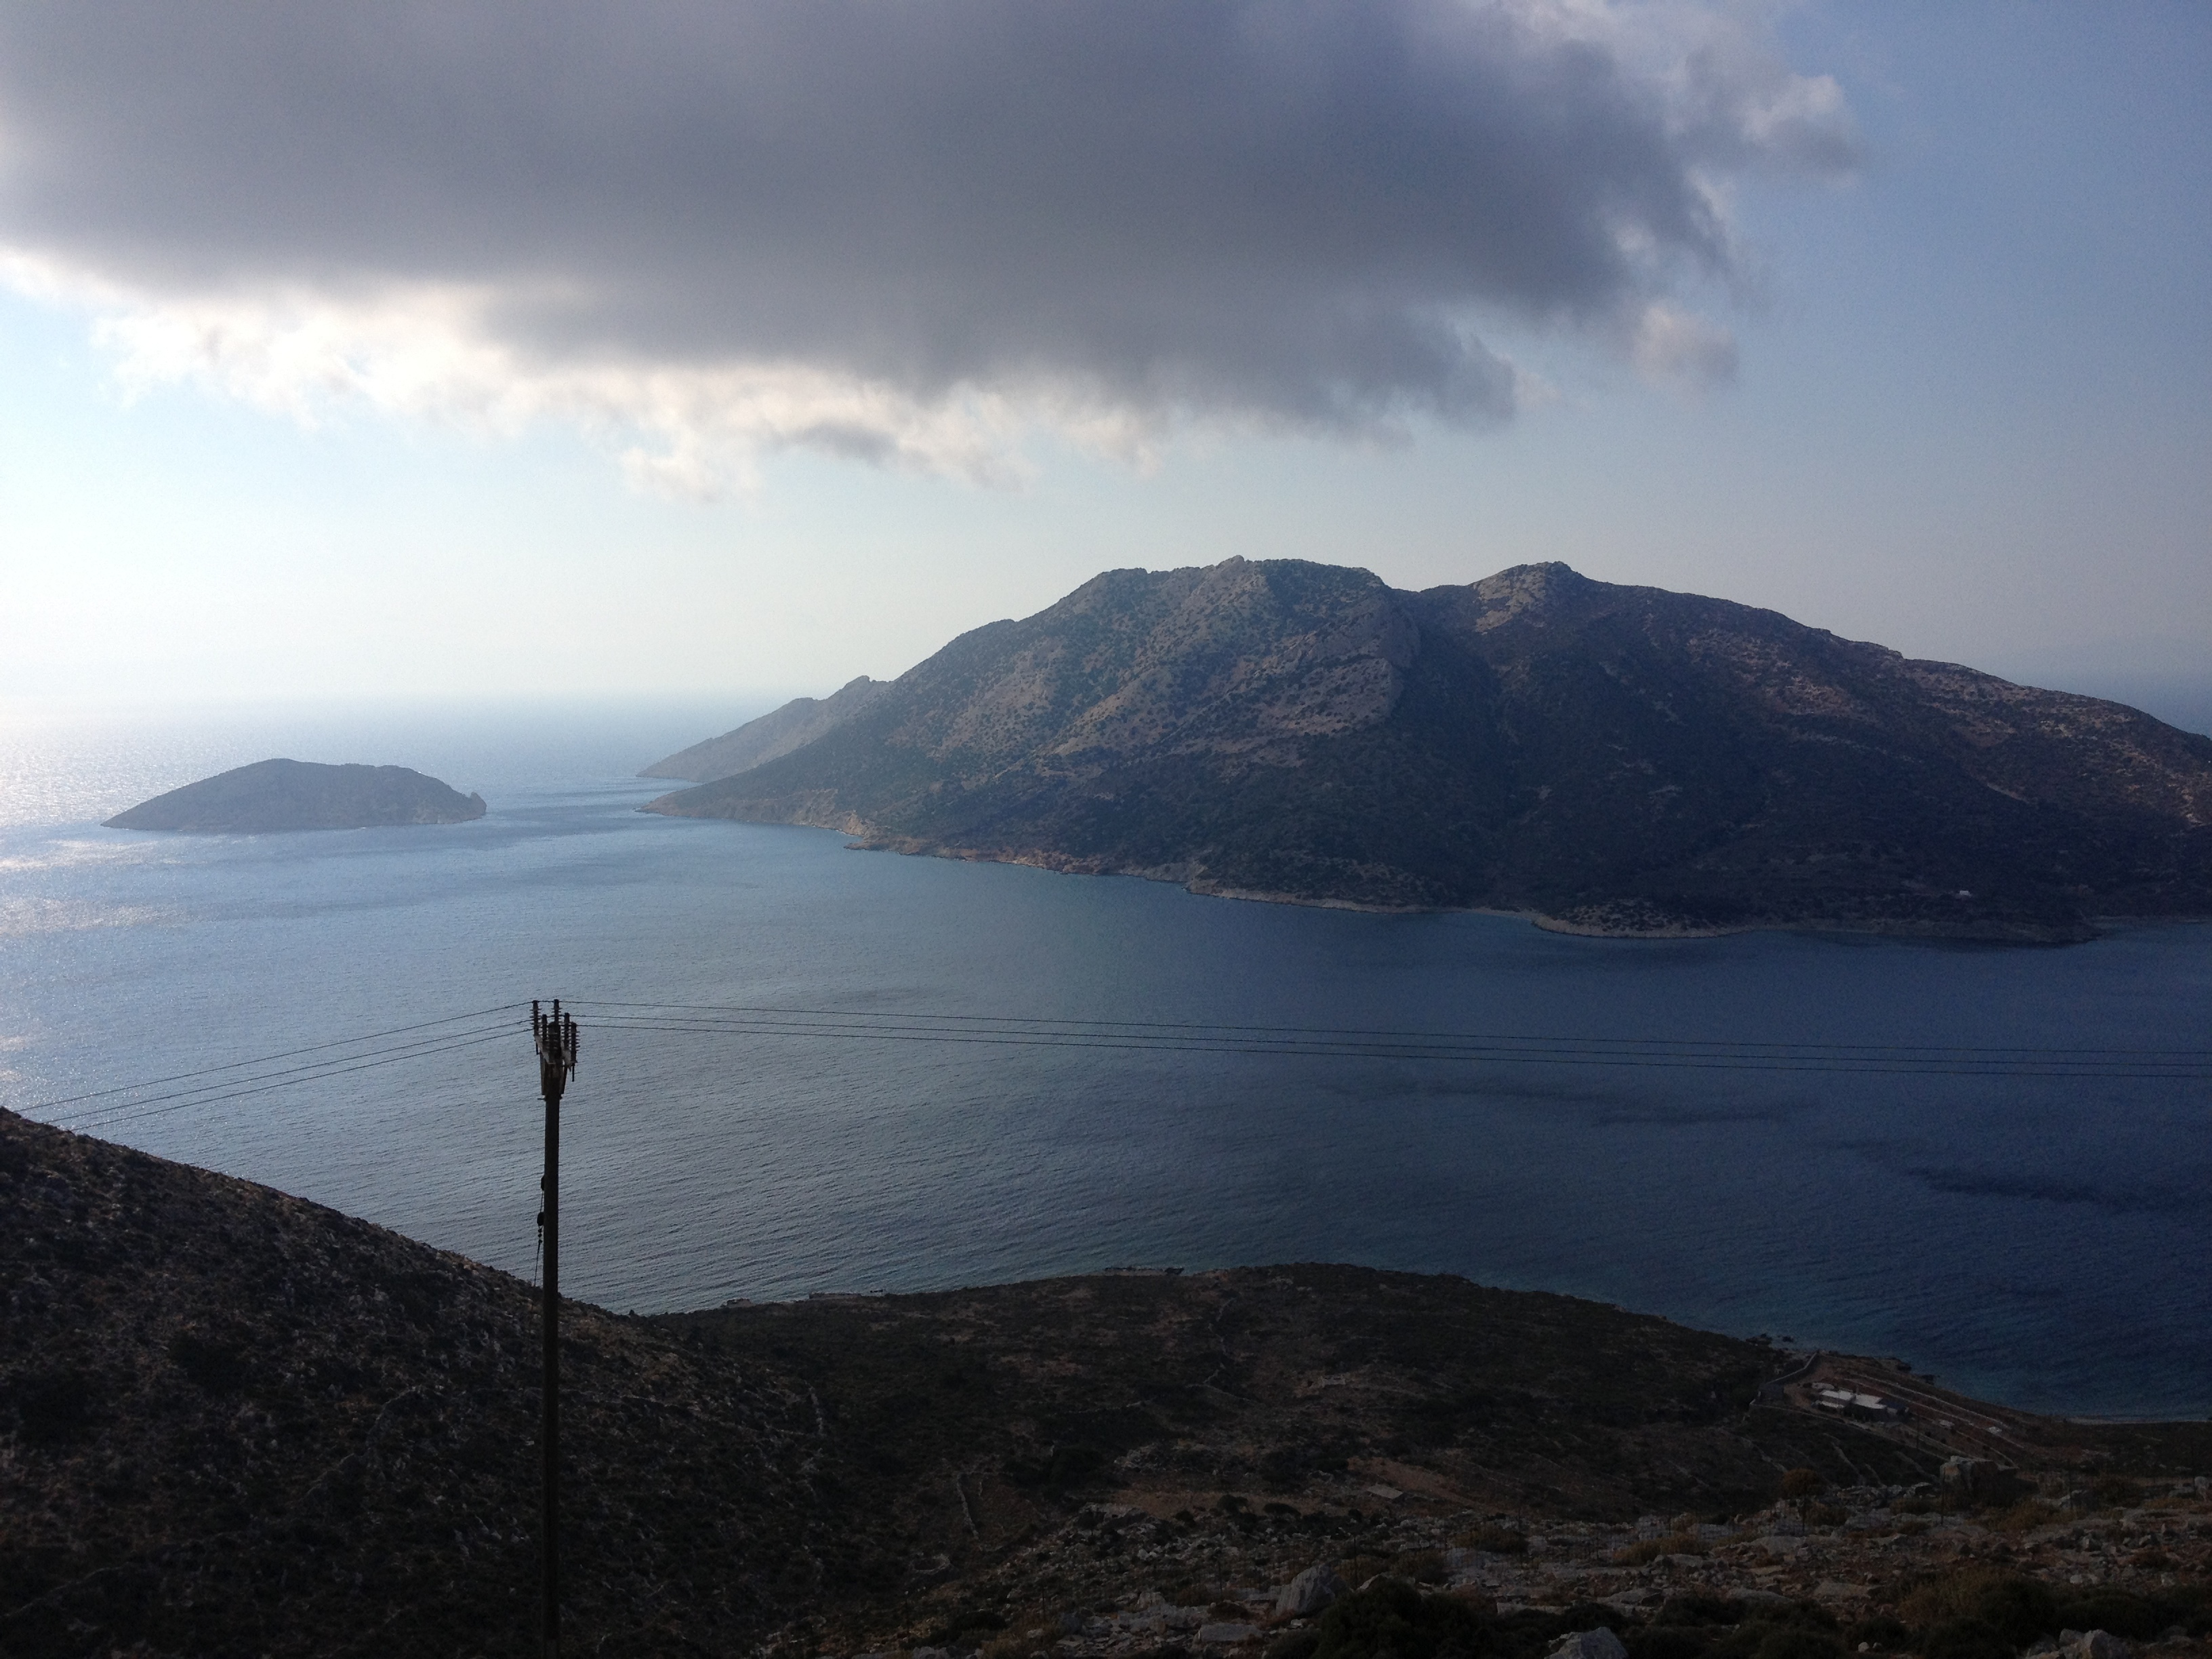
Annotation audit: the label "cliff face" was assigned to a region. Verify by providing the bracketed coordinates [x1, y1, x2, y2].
[104, 759, 487, 832]
[645, 560, 2212, 937]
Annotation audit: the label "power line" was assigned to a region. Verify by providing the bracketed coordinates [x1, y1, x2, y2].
[10, 989, 2207, 1143]
[580, 1020, 2209, 1079]
[567, 1003, 2212, 1080]
[36, 1026, 524, 1134]
[17, 1021, 525, 1133]
[18, 1002, 530, 1113]
[571, 998, 2211, 1061]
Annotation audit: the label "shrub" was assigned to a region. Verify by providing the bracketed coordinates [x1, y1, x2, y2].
[1898, 1568, 2057, 1646]
[1338, 1555, 1395, 1588]
[1617, 1534, 1706, 1566]
[928, 1608, 1011, 1645]
[1990, 1500, 2061, 1534]
[1651, 1596, 1747, 1629]
[1453, 1525, 1526, 1555]
[1735, 1629, 1845, 1659]
[2053, 1586, 2207, 1641]
[1626, 1630, 1715, 1659]
[169, 1332, 251, 1395]
[1398, 1551, 1449, 1586]
[1311, 1582, 1485, 1659]
[1049, 1446, 1107, 1488]
[1842, 1615, 1908, 1652]
[1914, 1621, 2011, 1659]
[1779, 1470, 1826, 1501]
[5, 1368, 100, 1446]
[1707, 1603, 1843, 1659]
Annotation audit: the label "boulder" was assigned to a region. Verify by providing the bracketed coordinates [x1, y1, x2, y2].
[1551, 1629, 1628, 1659]
[1275, 1564, 1349, 1617]
[1940, 1457, 2026, 1506]
[2062, 1632, 2130, 1659]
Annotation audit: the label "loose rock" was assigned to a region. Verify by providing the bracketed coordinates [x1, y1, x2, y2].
[1551, 1629, 1628, 1659]
[1275, 1563, 1349, 1618]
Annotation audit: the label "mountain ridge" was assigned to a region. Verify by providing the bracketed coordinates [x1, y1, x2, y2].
[641, 675, 890, 782]
[644, 560, 2212, 940]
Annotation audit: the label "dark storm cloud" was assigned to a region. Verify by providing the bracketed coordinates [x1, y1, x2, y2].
[0, 0, 1851, 462]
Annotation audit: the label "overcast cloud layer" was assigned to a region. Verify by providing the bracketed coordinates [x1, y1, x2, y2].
[0, 1, 1853, 488]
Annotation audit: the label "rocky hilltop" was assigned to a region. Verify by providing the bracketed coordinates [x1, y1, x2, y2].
[645, 560, 2212, 939]
[3, 1105, 2208, 1658]
[104, 758, 487, 832]
[642, 675, 889, 782]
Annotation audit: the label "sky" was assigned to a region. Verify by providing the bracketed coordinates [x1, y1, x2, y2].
[0, 1, 2205, 726]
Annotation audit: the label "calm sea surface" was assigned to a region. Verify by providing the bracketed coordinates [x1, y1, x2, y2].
[2, 701, 2208, 1418]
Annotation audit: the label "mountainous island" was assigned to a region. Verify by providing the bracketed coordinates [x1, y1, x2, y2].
[104, 758, 487, 833]
[4, 1105, 2208, 1657]
[644, 560, 2212, 940]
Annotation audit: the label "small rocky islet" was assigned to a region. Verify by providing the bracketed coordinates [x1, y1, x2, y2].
[103, 757, 487, 833]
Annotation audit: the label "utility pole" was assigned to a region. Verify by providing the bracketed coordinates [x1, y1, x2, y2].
[533, 999, 579, 1659]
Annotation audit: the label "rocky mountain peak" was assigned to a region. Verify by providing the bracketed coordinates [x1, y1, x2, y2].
[1460, 560, 1596, 630]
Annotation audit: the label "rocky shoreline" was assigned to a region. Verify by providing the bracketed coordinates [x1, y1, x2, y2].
[855, 832, 2120, 941]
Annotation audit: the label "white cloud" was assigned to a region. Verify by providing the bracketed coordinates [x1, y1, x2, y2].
[1631, 300, 1740, 388]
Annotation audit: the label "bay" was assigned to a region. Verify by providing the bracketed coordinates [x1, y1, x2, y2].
[2, 701, 2207, 1419]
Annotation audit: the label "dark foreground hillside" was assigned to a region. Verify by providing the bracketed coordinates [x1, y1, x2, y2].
[0, 1108, 861, 1656]
[3, 1107, 2208, 1658]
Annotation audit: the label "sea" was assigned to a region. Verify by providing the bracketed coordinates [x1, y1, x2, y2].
[2, 699, 2208, 1420]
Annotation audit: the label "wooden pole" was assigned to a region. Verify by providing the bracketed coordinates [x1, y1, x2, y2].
[532, 1000, 578, 1658]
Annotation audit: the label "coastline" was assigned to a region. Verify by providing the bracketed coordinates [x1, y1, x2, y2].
[643, 798, 2158, 943]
